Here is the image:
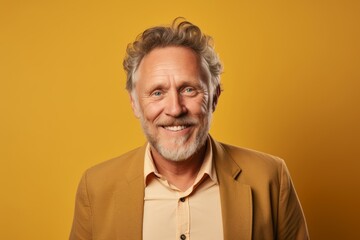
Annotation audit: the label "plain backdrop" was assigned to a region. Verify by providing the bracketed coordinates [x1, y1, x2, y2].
[1, 0, 359, 239]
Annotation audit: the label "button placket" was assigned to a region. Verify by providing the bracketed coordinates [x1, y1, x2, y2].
[176, 195, 189, 240]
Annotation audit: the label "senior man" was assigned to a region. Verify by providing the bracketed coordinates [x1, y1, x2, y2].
[70, 18, 309, 240]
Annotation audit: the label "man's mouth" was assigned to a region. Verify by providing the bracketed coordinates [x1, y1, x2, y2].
[162, 125, 188, 131]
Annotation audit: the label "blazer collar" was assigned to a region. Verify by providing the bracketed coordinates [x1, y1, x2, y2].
[211, 136, 253, 240]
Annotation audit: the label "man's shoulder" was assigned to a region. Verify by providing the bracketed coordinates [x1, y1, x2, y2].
[75, 145, 145, 201]
[85, 145, 145, 180]
[220, 142, 283, 163]
[214, 140, 285, 176]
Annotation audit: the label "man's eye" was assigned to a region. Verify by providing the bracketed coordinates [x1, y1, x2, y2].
[183, 87, 196, 95]
[152, 91, 162, 97]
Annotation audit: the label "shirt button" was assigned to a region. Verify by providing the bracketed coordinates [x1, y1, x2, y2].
[180, 197, 185, 202]
[180, 234, 186, 240]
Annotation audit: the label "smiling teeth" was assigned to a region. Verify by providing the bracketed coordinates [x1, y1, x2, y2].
[164, 125, 187, 131]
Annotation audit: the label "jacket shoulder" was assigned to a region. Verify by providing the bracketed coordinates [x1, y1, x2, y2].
[82, 145, 145, 192]
[220, 142, 284, 164]
[217, 142, 285, 181]
[87, 146, 143, 175]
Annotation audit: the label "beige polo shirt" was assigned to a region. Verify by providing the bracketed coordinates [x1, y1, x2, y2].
[143, 138, 224, 240]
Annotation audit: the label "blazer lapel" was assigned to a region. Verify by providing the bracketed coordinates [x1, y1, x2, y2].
[115, 145, 146, 240]
[211, 138, 253, 240]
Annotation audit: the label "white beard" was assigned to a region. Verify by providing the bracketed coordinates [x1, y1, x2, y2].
[139, 113, 211, 162]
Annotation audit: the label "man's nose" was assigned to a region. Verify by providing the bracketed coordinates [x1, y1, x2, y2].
[164, 91, 187, 117]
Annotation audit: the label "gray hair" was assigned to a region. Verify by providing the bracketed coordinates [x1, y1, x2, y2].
[123, 18, 223, 109]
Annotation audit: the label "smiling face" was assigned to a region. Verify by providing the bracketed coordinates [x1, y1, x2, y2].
[131, 46, 212, 161]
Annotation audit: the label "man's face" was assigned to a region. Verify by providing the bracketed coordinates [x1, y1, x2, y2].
[131, 46, 212, 161]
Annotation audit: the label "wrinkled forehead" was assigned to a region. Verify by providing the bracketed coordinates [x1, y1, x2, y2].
[133, 46, 210, 90]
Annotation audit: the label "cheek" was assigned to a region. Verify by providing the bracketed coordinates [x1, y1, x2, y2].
[141, 102, 163, 121]
[187, 96, 209, 116]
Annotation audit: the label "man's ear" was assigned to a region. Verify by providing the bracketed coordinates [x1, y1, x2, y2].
[130, 93, 141, 118]
[212, 85, 221, 112]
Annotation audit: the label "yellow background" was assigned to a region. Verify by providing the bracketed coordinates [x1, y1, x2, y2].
[1, 0, 359, 239]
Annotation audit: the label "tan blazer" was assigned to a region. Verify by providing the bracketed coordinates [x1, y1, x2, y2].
[70, 137, 309, 240]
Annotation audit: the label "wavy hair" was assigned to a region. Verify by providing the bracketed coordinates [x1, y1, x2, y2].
[123, 18, 223, 109]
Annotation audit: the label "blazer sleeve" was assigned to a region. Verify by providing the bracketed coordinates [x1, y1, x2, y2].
[277, 160, 309, 240]
[69, 172, 92, 240]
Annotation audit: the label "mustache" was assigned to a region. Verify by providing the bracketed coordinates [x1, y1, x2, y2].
[156, 117, 199, 127]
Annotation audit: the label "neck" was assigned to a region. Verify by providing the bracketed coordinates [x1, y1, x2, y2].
[150, 144, 207, 191]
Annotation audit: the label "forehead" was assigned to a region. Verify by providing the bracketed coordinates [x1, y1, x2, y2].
[135, 46, 202, 83]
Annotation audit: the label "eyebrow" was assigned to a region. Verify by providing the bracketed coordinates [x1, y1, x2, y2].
[148, 80, 204, 91]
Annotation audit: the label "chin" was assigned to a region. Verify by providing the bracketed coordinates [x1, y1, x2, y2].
[153, 132, 208, 162]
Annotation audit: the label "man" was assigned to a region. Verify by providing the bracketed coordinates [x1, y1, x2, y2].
[70, 18, 309, 240]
